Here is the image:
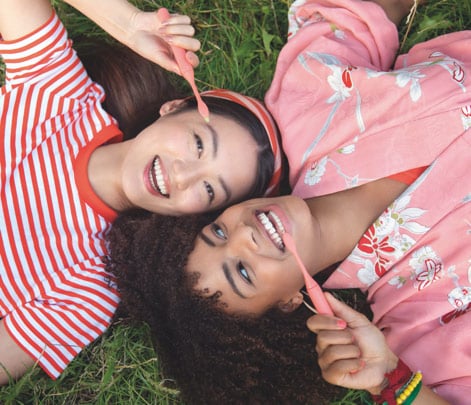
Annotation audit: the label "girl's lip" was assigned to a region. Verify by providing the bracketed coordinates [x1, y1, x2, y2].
[254, 205, 291, 252]
[265, 205, 292, 234]
[144, 156, 170, 198]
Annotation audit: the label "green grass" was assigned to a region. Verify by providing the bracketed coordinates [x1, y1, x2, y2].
[1, 0, 470, 403]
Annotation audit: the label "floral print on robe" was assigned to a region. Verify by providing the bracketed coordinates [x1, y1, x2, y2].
[265, 0, 471, 402]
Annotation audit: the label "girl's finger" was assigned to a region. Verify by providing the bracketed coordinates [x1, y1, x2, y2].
[158, 24, 195, 38]
[167, 36, 201, 53]
[185, 51, 199, 68]
[315, 329, 355, 353]
[306, 314, 347, 333]
[325, 293, 370, 328]
[159, 14, 192, 26]
[318, 344, 361, 371]
[322, 358, 365, 384]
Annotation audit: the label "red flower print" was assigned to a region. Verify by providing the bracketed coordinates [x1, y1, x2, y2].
[452, 62, 465, 83]
[358, 227, 394, 277]
[440, 303, 470, 325]
[462, 105, 471, 117]
[374, 255, 390, 277]
[342, 69, 353, 88]
[415, 258, 442, 291]
[358, 227, 395, 255]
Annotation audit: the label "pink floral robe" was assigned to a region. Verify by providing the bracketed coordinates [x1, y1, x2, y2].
[265, 0, 471, 402]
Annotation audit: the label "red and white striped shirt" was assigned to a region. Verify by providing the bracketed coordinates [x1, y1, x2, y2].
[1, 12, 121, 378]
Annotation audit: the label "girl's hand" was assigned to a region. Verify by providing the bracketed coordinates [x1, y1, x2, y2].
[307, 292, 398, 395]
[129, 10, 200, 75]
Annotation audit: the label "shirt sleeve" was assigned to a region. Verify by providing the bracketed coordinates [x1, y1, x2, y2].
[3, 260, 120, 379]
[0, 10, 103, 103]
[285, 0, 398, 70]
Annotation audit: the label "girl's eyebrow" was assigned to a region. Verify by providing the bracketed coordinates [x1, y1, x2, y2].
[197, 232, 246, 298]
[204, 123, 231, 203]
[207, 122, 218, 159]
[223, 263, 246, 299]
[198, 231, 215, 247]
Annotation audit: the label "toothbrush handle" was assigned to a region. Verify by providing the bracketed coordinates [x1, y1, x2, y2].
[156, 8, 192, 76]
[306, 283, 334, 316]
[157, 8, 209, 121]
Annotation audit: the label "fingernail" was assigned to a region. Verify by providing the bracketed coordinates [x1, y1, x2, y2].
[349, 360, 365, 375]
[336, 319, 347, 329]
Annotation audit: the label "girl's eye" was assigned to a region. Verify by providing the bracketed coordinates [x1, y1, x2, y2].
[194, 134, 203, 158]
[204, 181, 215, 203]
[237, 262, 251, 284]
[211, 223, 226, 240]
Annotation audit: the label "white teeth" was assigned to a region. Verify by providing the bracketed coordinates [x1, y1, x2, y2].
[257, 211, 285, 250]
[150, 157, 169, 196]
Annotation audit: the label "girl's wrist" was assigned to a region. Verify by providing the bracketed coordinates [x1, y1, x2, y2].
[368, 376, 390, 396]
[368, 354, 400, 395]
[370, 358, 423, 405]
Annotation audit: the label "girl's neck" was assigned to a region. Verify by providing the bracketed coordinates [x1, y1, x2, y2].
[305, 177, 408, 272]
[87, 141, 132, 212]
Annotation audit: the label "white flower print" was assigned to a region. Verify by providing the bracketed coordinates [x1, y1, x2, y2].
[347, 190, 429, 288]
[299, 53, 359, 164]
[409, 246, 443, 291]
[337, 135, 359, 155]
[462, 105, 471, 130]
[389, 274, 410, 289]
[357, 259, 380, 286]
[337, 143, 355, 154]
[395, 69, 425, 102]
[388, 233, 416, 257]
[287, 0, 310, 39]
[439, 264, 471, 325]
[304, 156, 328, 185]
[334, 29, 346, 40]
[388, 195, 430, 235]
[366, 66, 426, 102]
[448, 286, 471, 309]
[327, 65, 353, 103]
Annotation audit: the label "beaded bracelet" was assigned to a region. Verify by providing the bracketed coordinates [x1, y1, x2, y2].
[396, 372, 423, 405]
[371, 359, 413, 405]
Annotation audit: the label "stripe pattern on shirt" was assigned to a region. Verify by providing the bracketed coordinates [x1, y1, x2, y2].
[1, 12, 120, 378]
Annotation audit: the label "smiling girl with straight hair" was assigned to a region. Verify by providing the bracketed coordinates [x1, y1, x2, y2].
[0, 0, 282, 384]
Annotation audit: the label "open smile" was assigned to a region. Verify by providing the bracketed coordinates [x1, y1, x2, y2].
[148, 155, 170, 198]
[255, 210, 286, 251]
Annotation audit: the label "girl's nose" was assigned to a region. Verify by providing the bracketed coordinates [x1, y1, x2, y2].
[228, 222, 258, 253]
[172, 159, 202, 190]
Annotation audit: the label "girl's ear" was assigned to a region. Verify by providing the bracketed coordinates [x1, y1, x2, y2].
[277, 292, 303, 313]
[159, 99, 188, 116]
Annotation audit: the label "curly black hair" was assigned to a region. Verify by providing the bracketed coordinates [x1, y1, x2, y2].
[107, 210, 367, 404]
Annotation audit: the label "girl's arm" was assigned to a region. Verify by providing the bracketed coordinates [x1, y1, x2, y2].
[0, 320, 35, 385]
[0, 0, 52, 40]
[63, 0, 201, 75]
[307, 293, 450, 404]
[367, 0, 420, 26]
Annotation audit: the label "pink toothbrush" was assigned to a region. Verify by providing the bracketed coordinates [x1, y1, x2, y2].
[282, 233, 333, 315]
[157, 8, 210, 122]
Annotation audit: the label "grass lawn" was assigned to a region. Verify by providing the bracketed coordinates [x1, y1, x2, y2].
[1, 0, 470, 403]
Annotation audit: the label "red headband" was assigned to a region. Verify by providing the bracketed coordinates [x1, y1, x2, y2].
[202, 89, 282, 196]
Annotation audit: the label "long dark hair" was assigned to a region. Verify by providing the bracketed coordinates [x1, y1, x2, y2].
[108, 211, 358, 404]
[77, 39, 183, 140]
